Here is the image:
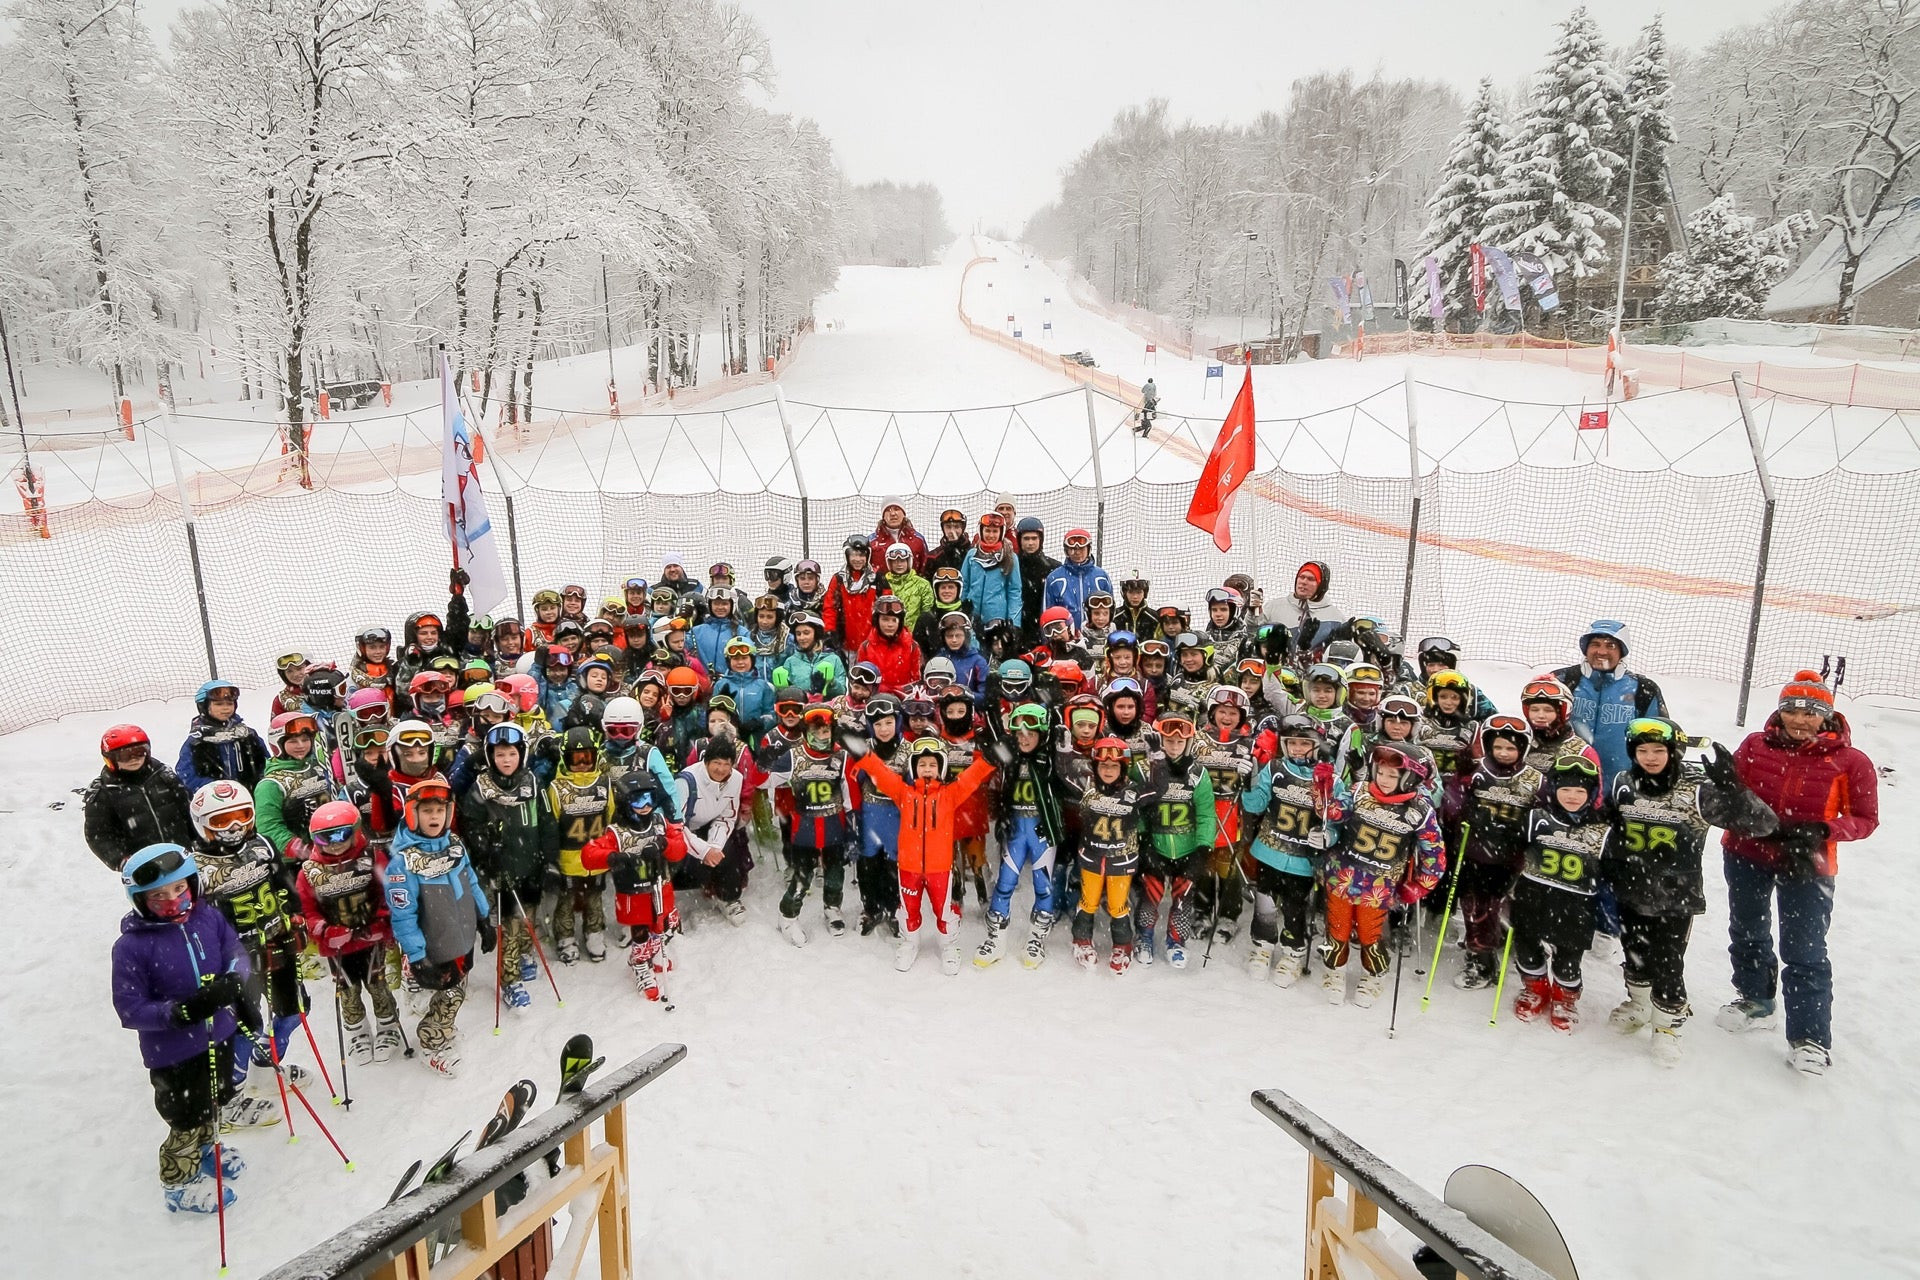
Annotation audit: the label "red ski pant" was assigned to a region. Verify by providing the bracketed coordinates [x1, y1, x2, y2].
[898, 869, 953, 936]
[1325, 895, 1389, 972]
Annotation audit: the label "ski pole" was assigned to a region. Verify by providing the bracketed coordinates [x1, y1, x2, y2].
[205, 1006, 230, 1276]
[509, 884, 565, 1006]
[493, 897, 505, 1037]
[281, 1073, 356, 1171]
[330, 978, 352, 1110]
[1201, 864, 1222, 967]
[1412, 899, 1425, 976]
[1388, 918, 1407, 1039]
[1488, 920, 1516, 1026]
[1421, 822, 1471, 1012]
[263, 1028, 298, 1141]
[297, 1010, 341, 1105]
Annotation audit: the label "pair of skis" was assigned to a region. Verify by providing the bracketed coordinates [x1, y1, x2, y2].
[384, 1033, 606, 1206]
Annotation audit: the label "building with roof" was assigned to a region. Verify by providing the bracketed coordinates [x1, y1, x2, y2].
[1766, 199, 1920, 325]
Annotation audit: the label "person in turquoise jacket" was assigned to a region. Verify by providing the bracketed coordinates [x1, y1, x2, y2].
[960, 517, 1023, 626]
[712, 638, 777, 737]
[691, 594, 751, 670]
[772, 614, 848, 699]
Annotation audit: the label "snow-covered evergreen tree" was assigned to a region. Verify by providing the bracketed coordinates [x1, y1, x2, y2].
[1415, 79, 1507, 329]
[1484, 6, 1624, 317]
[1653, 194, 1812, 322]
[1617, 16, 1676, 208]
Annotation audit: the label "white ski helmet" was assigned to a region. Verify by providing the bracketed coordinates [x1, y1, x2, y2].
[514, 650, 539, 675]
[190, 779, 256, 846]
[603, 696, 644, 729]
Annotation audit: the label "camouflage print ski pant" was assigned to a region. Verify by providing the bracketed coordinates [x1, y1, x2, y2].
[150, 1039, 234, 1185]
[1133, 852, 1197, 945]
[1190, 837, 1252, 926]
[545, 872, 606, 942]
[415, 982, 466, 1052]
[160, 1120, 216, 1187]
[779, 844, 846, 919]
[331, 949, 399, 1027]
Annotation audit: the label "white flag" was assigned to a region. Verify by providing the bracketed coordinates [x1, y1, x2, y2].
[440, 354, 510, 618]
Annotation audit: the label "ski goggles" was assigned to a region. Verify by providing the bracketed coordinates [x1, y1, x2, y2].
[356, 627, 391, 646]
[1085, 592, 1113, 610]
[1090, 743, 1128, 763]
[204, 805, 254, 833]
[1627, 718, 1680, 746]
[1381, 696, 1422, 721]
[1481, 715, 1529, 741]
[1062, 533, 1092, 551]
[931, 566, 961, 584]
[533, 590, 562, 607]
[109, 743, 151, 763]
[562, 587, 588, 602]
[127, 846, 190, 888]
[310, 822, 357, 850]
[874, 598, 906, 618]
[921, 670, 955, 690]
[276, 652, 311, 676]
[1007, 706, 1049, 732]
[279, 714, 320, 739]
[1236, 658, 1267, 679]
[354, 725, 392, 750]
[1154, 716, 1196, 739]
[1428, 669, 1472, 692]
[393, 726, 436, 749]
[1139, 640, 1171, 659]
[903, 698, 936, 720]
[850, 663, 882, 685]
[1417, 636, 1459, 658]
[1105, 676, 1144, 698]
[604, 722, 641, 744]
[350, 700, 392, 723]
[1552, 754, 1600, 779]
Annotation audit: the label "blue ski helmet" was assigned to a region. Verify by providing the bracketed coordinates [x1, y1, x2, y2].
[1578, 619, 1631, 659]
[122, 842, 198, 903]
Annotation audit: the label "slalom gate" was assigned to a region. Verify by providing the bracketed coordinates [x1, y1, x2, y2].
[1251, 1088, 1558, 1280]
[260, 1045, 684, 1280]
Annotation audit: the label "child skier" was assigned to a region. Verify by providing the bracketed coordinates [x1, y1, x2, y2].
[1069, 737, 1160, 974]
[176, 679, 268, 794]
[850, 734, 997, 975]
[1242, 715, 1330, 987]
[1133, 712, 1217, 968]
[977, 703, 1066, 970]
[546, 726, 614, 964]
[853, 694, 908, 935]
[1453, 716, 1545, 990]
[187, 780, 312, 1097]
[581, 776, 686, 1002]
[254, 711, 334, 857]
[459, 722, 558, 1010]
[1510, 751, 1609, 1030]
[1318, 744, 1444, 1007]
[757, 705, 858, 946]
[383, 776, 491, 1077]
[292, 801, 403, 1064]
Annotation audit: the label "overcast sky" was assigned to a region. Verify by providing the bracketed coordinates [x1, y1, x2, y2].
[131, 0, 1763, 232]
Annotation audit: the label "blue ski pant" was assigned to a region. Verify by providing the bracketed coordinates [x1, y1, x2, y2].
[1725, 852, 1835, 1050]
[991, 816, 1056, 920]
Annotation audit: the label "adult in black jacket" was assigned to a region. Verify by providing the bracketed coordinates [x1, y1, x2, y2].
[1015, 517, 1060, 645]
[83, 724, 195, 870]
[924, 508, 972, 579]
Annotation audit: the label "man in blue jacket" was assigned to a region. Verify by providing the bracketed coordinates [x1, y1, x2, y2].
[1043, 527, 1113, 628]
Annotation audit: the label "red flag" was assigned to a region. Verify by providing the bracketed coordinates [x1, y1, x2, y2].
[1469, 244, 1487, 313]
[1185, 358, 1257, 552]
[1578, 408, 1610, 431]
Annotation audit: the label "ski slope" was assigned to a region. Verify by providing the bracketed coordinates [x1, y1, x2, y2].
[5, 251, 1916, 1280]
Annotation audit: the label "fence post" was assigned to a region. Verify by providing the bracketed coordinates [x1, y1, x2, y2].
[1731, 371, 1775, 728]
[773, 385, 810, 558]
[1083, 384, 1108, 564]
[1398, 369, 1422, 641]
[159, 405, 220, 681]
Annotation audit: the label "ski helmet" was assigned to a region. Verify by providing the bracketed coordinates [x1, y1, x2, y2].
[268, 711, 320, 756]
[1578, 619, 1631, 659]
[483, 722, 528, 771]
[100, 723, 151, 767]
[306, 801, 361, 859]
[907, 736, 949, 779]
[997, 658, 1033, 697]
[122, 842, 198, 909]
[190, 780, 255, 846]
[560, 726, 599, 773]
[563, 693, 608, 732]
[1007, 703, 1049, 735]
[194, 679, 240, 714]
[613, 774, 658, 827]
[1416, 635, 1461, 668]
[1475, 714, 1532, 758]
[922, 656, 958, 688]
[401, 777, 454, 830]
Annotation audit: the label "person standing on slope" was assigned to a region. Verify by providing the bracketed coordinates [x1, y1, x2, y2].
[1043, 528, 1113, 629]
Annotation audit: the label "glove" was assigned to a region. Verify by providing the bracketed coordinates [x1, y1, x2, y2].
[534, 644, 551, 667]
[1025, 646, 1053, 670]
[480, 919, 497, 953]
[1775, 822, 1829, 879]
[987, 740, 1014, 767]
[1397, 883, 1423, 906]
[1305, 828, 1330, 850]
[770, 666, 791, 688]
[450, 566, 470, 593]
[1704, 742, 1740, 788]
[1312, 761, 1335, 794]
[322, 924, 355, 951]
[810, 667, 828, 694]
[839, 729, 871, 759]
[174, 973, 245, 1025]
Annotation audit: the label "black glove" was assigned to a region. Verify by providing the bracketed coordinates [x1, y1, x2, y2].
[1704, 743, 1741, 788]
[534, 643, 551, 667]
[987, 740, 1014, 767]
[1775, 821, 1829, 873]
[1259, 625, 1291, 664]
[450, 566, 470, 593]
[174, 973, 245, 1025]
[480, 918, 497, 953]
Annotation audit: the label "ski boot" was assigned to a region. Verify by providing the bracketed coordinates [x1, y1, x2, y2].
[893, 927, 919, 973]
[373, 1017, 404, 1063]
[344, 1016, 375, 1067]
[502, 981, 531, 1011]
[941, 933, 963, 977]
[1321, 950, 1348, 1006]
[859, 906, 882, 936]
[1649, 1003, 1688, 1067]
[1246, 939, 1274, 980]
[1452, 950, 1497, 990]
[1513, 975, 1553, 1022]
[1352, 954, 1391, 1009]
[1073, 940, 1097, 970]
[556, 935, 581, 966]
[165, 1175, 236, 1215]
[1135, 928, 1156, 967]
[1548, 982, 1583, 1032]
[200, 1142, 246, 1181]
[1715, 996, 1778, 1033]
[824, 905, 847, 937]
[1608, 983, 1653, 1034]
[1109, 942, 1133, 975]
[1788, 1040, 1830, 1076]
[975, 912, 1009, 969]
[219, 1095, 280, 1132]
[517, 953, 539, 984]
[1165, 936, 1188, 969]
[423, 1047, 461, 1078]
[1271, 945, 1307, 989]
[1213, 920, 1237, 948]
[583, 930, 607, 963]
[721, 899, 747, 927]
[1022, 913, 1053, 970]
[779, 916, 807, 948]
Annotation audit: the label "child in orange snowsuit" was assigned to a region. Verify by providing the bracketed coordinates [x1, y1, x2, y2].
[853, 736, 997, 973]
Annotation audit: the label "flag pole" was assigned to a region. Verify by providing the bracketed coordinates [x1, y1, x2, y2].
[1610, 116, 1644, 379]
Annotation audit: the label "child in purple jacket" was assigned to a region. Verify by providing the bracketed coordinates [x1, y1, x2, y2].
[111, 843, 277, 1215]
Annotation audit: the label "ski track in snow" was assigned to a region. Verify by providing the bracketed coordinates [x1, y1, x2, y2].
[7, 248, 1917, 1279]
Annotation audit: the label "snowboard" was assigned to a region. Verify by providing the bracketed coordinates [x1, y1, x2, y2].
[1444, 1164, 1580, 1280]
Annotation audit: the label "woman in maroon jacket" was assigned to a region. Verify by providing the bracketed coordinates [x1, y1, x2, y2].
[1717, 670, 1878, 1076]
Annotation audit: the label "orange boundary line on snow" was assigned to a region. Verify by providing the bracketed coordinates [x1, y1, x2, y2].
[955, 253, 1898, 624]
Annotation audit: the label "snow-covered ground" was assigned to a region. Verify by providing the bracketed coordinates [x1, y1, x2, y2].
[7, 250, 1917, 1279]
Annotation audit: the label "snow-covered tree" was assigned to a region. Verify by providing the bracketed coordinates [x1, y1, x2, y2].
[1415, 79, 1507, 328]
[0, 0, 182, 398]
[1484, 5, 1624, 321]
[1617, 16, 1677, 208]
[843, 182, 952, 266]
[1654, 193, 1814, 322]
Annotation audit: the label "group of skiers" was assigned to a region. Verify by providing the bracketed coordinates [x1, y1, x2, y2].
[89, 503, 1879, 1217]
